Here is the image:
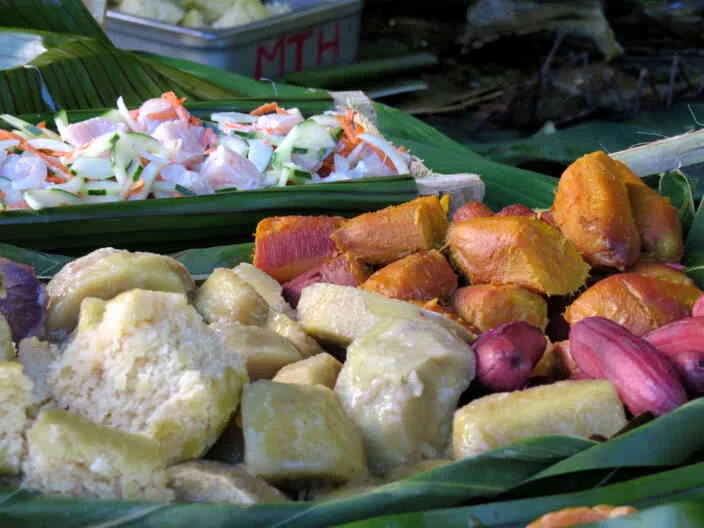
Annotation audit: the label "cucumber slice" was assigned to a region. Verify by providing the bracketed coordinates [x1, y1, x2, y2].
[52, 176, 84, 194]
[247, 139, 273, 172]
[70, 157, 114, 180]
[220, 135, 249, 157]
[27, 138, 72, 153]
[100, 109, 127, 123]
[275, 119, 336, 169]
[211, 112, 256, 125]
[24, 189, 82, 209]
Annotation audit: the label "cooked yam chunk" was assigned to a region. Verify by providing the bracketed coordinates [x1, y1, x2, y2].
[16, 337, 60, 410]
[52, 289, 248, 463]
[361, 250, 458, 302]
[46, 248, 195, 338]
[0, 362, 32, 474]
[452, 380, 627, 460]
[273, 353, 342, 389]
[242, 381, 367, 482]
[195, 268, 269, 326]
[254, 215, 344, 283]
[23, 408, 172, 502]
[330, 196, 448, 266]
[336, 318, 475, 474]
[297, 283, 475, 347]
[167, 460, 289, 505]
[0, 315, 15, 361]
[211, 322, 302, 380]
[265, 312, 325, 358]
[232, 263, 295, 318]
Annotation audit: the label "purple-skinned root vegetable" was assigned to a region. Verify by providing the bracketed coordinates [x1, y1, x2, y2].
[694, 295, 704, 317]
[643, 317, 704, 396]
[473, 322, 547, 392]
[0, 257, 46, 342]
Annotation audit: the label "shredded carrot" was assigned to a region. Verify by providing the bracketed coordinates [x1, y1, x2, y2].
[0, 130, 72, 181]
[200, 128, 216, 148]
[189, 115, 202, 126]
[250, 102, 282, 116]
[223, 121, 251, 131]
[162, 91, 187, 106]
[147, 108, 177, 120]
[367, 143, 397, 171]
[148, 91, 191, 122]
[46, 174, 64, 184]
[129, 109, 140, 120]
[36, 122, 46, 129]
[125, 178, 145, 198]
[318, 152, 336, 177]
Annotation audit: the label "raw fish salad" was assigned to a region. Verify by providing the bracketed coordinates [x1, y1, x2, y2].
[0, 93, 411, 210]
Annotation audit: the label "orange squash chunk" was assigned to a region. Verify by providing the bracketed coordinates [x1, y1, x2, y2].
[330, 196, 448, 266]
[527, 505, 636, 528]
[360, 250, 457, 302]
[254, 215, 344, 283]
[564, 272, 700, 336]
[551, 151, 641, 270]
[452, 284, 548, 333]
[628, 260, 699, 289]
[447, 216, 589, 296]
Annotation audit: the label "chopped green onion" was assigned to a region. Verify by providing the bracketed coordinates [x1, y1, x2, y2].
[215, 187, 239, 193]
[292, 147, 309, 154]
[175, 184, 196, 196]
[132, 165, 144, 182]
[87, 189, 107, 196]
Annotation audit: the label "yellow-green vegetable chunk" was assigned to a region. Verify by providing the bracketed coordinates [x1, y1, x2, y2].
[0, 362, 32, 474]
[195, 268, 269, 326]
[273, 352, 343, 389]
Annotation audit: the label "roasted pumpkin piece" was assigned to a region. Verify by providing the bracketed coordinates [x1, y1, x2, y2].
[361, 250, 458, 302]
[452, 284, 548, 333]
[447, 216, 589, 296]
[330, 196, 448, 266]
[253, 215, 344, 283]
[551, 151, 641, 270]
[628, 260, 700, 290]
[452, 200, 494, 223]
[282, 253, 369, 307]
[615, 160, 684, 262]
[564, 273, 698, 336]
[527, 505, 636, 528]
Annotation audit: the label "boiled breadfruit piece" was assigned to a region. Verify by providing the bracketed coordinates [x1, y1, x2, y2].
[0, 362, 32, 475]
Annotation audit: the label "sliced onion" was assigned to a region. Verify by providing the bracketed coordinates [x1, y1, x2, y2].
[357, 133, 409, 175]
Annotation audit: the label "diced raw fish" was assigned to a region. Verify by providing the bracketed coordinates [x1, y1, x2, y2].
[152, 121, 206, 166]
[160, 163, 213, 195]
[61, 117, 126, 147]
[136, 97, 178, 134]
[0, 153, 47, 190]
[199, 145, 265, 190]
[253, 108, 304, 135]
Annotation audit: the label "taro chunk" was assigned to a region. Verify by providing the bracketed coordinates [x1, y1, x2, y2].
[0, 362, 32, 475]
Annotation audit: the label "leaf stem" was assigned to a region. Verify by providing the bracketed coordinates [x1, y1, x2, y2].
[610, 129, 704, 177]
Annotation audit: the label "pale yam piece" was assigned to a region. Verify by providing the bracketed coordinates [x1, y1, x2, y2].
[0, 315, 15, 361]
[0, 362, 32, 475]
[167, 460, 289, 505]
[273, 353, 343, 389]
[232, 263, 296, 318]
[265, 311, 325, 358]
[297, 283, 475, 347]
[211, 322, 302, 380]
[51, 289, 248, 463]
[242, 381, 367, 483]
[46, 248, 195, 338]
[16, 337, 60, 410]
[336, 318, 475, 474]
[23, 408, 172, 502]
[453, 380, 626, 460]
[195, 268, 269, 326]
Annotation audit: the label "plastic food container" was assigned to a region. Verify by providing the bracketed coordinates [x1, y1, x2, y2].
[105, 0, 363, 79]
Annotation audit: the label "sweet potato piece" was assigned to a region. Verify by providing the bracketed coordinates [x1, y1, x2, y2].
[254, 216, 344, 283]
[330, 196, 448, 266]
[551, 151, 641, 270]
[452, 284, 548, 333]
[532, 340, 582, 380]
[447, 216, 589, 296]
[616, 161, 684, 262]
[282, 253, 369, 307]
[408, 298, 477, 334]
[564, 273, 697, 336]
[452, 201, 494, 223]
[629, 260, 701, 293]
[361, 250, 458, 302]
[496, 204, 535, 217]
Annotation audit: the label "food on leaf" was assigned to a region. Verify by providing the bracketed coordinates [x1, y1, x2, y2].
[452, 284, 548, 333]
[0, 257, 46, 342]
[569, 317, 687, 416]
[16, 337, 59, 410]
[194, 268, 269, 326]
[211, 323, 302, 380]
[254, 215, 344, 283]
[0, 315, 14, 361]
[532, 340, 582, 381]
[22, 408, 172, 501]
[360, 250, 458, 302]
[330, 196, 448, 266]
[448, 216, 589, 296]
[264, 311, 324, 358]
[564, 273, 697, 336]
[51, 289, 248, 463]
[628, 260, 700, 289]
[167, 460, 289, 505]
[282, 253, 370, 307]
[272, 352, 343, 389]
[644, 317, 704, 396]
[451, 200, 494, 222]
[242, 381, 367, 482]
[618, 160, 684, 262]
[335, 318, 475, 474]
[496, 203, 536, 217]
[473, 322, 547, 392]
[527, 504, 637, 527]
[46, 247, 194, 338]
[297, 283, 475, 347]
[232, 263, 295, 319]
[453, 380, 627, 459]
[551, 151, 641, 270]
[0, 362, 32, 475]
